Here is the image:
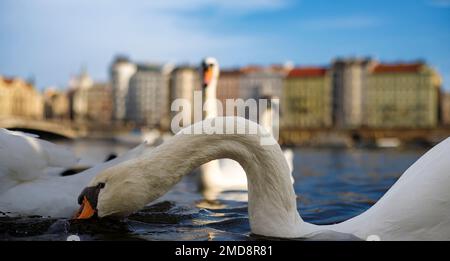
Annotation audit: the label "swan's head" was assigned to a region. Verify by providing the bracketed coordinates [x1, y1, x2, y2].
[201, 57, 219, 87]
[74, 158, 164, 219]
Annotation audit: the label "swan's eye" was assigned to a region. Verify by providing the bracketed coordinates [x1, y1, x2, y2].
[97, 183, 105, 189]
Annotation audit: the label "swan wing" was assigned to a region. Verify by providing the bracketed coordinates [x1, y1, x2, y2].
[0, 128, 78, 183]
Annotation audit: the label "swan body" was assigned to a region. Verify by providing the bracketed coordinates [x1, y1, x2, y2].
[0, 128, 154, 217]
[85, 116, 450, 240]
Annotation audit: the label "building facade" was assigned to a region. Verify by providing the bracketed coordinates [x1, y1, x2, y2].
[169, 66, 201, 123]
[70, 70, 93, 122]
[282, 67, 332, 128]
[88, 83, 113, 124]
[126, 64, 173, 128]
[43, 88, 70, 120]
[364, 62, 441, 128]
[110, 56, 137, 122]
[217, 69, 242, 116]
[239, 65, 291, 101]
[0, 76, 43, 119]
[441, 92, 450, 126]
[69, 69, 113, 124]
[331, 58, 374, 128]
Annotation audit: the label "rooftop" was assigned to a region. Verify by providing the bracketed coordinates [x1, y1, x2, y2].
[220, 69, 242, 76]
[240, 65, 264, 74]
[0, 76, 34, 89]
[372, 63, 424, 74]
[287, 67, 328, 78]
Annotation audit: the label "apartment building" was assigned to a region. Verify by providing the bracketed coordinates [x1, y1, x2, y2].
[126, 63, 173, 128]
[282, 67, 332, 128]
[0, 76, 43, 119]
[364, 62, 441, 128]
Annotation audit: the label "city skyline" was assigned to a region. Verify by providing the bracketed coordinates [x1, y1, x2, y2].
[0, 0, 449, 90]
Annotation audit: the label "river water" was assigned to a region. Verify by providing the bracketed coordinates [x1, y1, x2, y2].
[0, 139, 427, 240]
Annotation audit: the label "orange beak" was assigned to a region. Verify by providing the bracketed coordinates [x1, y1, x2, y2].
[203, 67, 213, 86]
[74, 196, 96, 219]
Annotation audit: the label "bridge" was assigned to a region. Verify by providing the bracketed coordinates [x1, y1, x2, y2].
[0, 118, 134, 139]
[0, 118, 83, 138]
[0, 117, 133, 139]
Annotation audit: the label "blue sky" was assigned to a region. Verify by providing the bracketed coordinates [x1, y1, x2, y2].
[0, 0, 449, 90]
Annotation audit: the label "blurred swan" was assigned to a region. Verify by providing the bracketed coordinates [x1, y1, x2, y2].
[0, 128, 153, 217]
[78, 117, 450, 240]
[200, 58, 293, 196]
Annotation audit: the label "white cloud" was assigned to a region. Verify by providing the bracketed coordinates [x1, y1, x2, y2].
[34, 0, 290, 14]
[122, 0, 289, 13]
[0, 0, 289, 87]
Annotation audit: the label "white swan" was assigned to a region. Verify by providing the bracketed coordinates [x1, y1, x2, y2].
[0, 128, 153, 217]
[77, 117, 450, 240]
[200, 57, 293, 193]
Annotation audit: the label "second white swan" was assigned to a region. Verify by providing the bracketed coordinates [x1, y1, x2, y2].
[199, 57, 293, 194]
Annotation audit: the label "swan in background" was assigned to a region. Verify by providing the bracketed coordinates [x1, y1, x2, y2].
[259, 97, 294, 173]
[200, 57, 293, 194]
[76, 117, 450, 240]
[0, 128, 153, 217]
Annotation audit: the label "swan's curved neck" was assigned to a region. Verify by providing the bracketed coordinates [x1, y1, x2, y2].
[149, 118, 310, 237]
[203, 78, 218, 118]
